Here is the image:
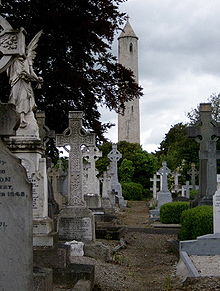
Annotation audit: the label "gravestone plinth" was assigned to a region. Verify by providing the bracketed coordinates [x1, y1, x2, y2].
[58, 207, 95, 242]
[0, 103, 33, 290]
[56, 111, 96, 242]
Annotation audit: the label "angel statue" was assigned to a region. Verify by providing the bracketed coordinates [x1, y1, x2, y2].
[7, 30, 43, 129]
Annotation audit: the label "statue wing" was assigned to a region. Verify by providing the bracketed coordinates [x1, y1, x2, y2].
[26, 30, 43, 61]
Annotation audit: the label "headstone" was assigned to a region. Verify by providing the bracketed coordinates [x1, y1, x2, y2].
[187, 103, 220, 205]
[187, 163, 198, 191]
[172, 169, 181, 194]
[0, 103, 33, 290]
[32, 158, 54, 246]
[181, 181, 190, 199]
[48, 165, 65, 209]
[157, 161, 172, 208]
[56, 111, 96, 241]
[108, 144, 126, 208]
[83, 146, 102, 208]
[214, 175, 220, 234]
[100, 170, 114, 209]
[150, 173, 160, 199]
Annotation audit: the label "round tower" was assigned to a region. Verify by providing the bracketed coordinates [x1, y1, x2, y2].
[118, 20, 140, 144]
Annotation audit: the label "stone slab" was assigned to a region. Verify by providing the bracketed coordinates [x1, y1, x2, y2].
[73, 279, 91, 291]
[33, 244, 67, 269]
[0, 140, 33, 290]
[58, 207, 95, 242]
[33, 267, 53, 291]
[84, 193, 101, 209]
[53, 263, 95, 290]
[84, 241, 111, 262]
[180, 233, 220, 255]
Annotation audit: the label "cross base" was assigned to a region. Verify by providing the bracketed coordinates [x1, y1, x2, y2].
[58, 206, 95, 242]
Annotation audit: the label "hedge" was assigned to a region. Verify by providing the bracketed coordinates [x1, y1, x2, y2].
[121, 182, 143, 200]
[179, 205, 213, 240]
[160, 202, 190, 224]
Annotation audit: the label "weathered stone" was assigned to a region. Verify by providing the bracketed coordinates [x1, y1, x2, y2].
[157, 161, 172, 208]
[108, 144, 126, 208]
[187, 103, 220, 205]
[0, 139, 33, 290]
[33, 267, 53, 291]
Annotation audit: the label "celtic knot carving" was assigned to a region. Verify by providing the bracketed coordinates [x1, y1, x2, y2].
[0, 34, 17, 50]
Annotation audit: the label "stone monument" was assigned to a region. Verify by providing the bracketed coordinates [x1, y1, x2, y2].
[56, 111, 96, 242]
[150, 173, 160, 200]
[187, 163, 198, 191]
[157, 161, 172, 208]
[0, 103, 33, 290]
[187, 103, 220, 205]
[4, 27, 55, 247]
[108, 144, 126, 208]
[82, 145, 102, 209]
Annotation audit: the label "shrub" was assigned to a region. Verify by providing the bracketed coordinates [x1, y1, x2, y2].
[160, 202, 190, 224]
[189, 189, 199, 200]
[179, 206, 213, 240]
[121, 182, 143, 200]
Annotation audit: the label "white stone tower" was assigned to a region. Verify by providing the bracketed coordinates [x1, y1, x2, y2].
[118, 20, 140, 144]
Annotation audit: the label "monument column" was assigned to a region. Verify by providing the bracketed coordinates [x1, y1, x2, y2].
[118, 19, 140, 144]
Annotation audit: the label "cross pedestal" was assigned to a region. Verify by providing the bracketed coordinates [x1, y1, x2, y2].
[56, 111, 96, 242]
[187, 103, 220, 205]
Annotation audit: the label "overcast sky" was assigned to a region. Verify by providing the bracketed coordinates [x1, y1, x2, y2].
[100, 0, 220, 152]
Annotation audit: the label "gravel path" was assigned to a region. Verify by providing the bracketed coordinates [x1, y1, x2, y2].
[191, 255, 220, 277]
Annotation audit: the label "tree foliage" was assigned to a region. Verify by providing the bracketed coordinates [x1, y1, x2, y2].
[96, 141, 158, 193]
[0, 0, 142, 140]
[119, 158, 134, 182]
[155, 123, 199, 179]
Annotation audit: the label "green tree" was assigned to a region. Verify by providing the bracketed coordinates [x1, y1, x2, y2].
[0, 0, 142, 140]
[155, 123, 199, 180]
[119, 159, 134, 182]
[96, 141, 158, 195]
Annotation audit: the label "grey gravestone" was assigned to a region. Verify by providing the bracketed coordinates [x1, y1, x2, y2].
[36, 111, 55, 147]
[83, 146, 102, 208]
[187, 163, 198, 191]
[181, 181, 190, 199]
[157, 161, 172, 208]
[0, 103, 33, 290]
[56, 111, 96, 241]
[150, 173, 160, 199]
[214, 175, 220, 234]
[108, 144, 126, 208]
[187, 103, 220, 205]
[172, 170, 181, 194]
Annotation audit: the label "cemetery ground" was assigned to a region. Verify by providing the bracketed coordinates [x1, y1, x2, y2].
[55, 201, 220, 291]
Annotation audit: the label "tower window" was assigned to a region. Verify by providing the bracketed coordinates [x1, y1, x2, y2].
[129, 43, 133, 52]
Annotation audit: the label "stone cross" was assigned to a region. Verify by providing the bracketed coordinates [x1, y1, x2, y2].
[181, 181, 190, 198]
[82, 146, 102, 195]
[108, 143, 122, 186]
[187, 103, 220, 204]
[172, 169, 181, 193]
[150, 173, 160, 199]
[36, 111, 55, 146]
[157, 161, 171, 192]
[56, 111, 95, 207]
[0, 16, 25, 73]
[108, 144, 126, 207]
[187, 163, 198, 191]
